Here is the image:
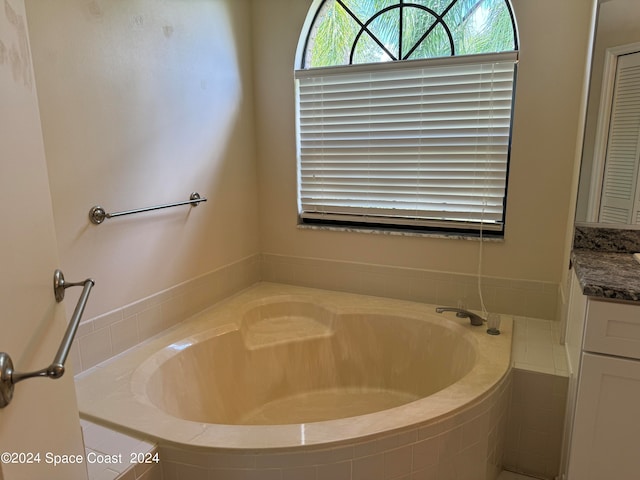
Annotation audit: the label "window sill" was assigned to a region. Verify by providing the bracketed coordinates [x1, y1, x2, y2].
[296, 223, 505, 242]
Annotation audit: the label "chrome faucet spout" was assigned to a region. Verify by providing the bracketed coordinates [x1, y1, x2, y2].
[435, 307, 484, 326]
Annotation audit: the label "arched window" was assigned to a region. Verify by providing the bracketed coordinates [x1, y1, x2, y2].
[295, 0, 519, 236]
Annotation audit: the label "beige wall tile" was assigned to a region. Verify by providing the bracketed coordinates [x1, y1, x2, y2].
[79, 327, 112, 370]
[110, 318, 139, 356]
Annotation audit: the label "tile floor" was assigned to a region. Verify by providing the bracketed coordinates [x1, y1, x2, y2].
[498, 471, 538, 479]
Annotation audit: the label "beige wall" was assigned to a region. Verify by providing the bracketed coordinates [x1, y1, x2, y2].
[0, 0, 86, 477]
[252, 0, 594, 289]
[25, 0, 259, 318]
[19, 0, 595, 321]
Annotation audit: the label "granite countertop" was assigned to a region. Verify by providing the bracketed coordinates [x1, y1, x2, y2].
[571, 249, 640, 301]
[572, 225, 640, 302]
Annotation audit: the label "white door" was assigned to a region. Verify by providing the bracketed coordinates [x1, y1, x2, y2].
[599, 51, 640, 223]
[567, 352, 640, 480]
[0, 1, 87, 479]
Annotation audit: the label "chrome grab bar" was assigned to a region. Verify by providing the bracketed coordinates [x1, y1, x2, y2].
[89, 191, 207, 224]
[0, 270, 95, 408]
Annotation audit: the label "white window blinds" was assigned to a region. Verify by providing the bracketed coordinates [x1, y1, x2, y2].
[295, 52, 518, 233]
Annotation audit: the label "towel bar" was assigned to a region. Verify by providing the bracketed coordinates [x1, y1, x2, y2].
[0, 270, 95, 408]
[89, 192, 207, 225]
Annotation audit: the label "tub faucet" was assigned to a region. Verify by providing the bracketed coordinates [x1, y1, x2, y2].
[435, 307, 484, 326]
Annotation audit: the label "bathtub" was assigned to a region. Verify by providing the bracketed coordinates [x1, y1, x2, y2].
[75, 283, 513, 480]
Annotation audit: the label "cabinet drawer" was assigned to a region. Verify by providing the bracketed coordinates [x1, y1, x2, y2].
[585, 299, 640, 359]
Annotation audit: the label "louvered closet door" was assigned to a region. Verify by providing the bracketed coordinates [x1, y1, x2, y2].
[599, 51, 640, 224]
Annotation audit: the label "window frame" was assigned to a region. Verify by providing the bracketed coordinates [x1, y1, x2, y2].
[294, 0, 519, 238]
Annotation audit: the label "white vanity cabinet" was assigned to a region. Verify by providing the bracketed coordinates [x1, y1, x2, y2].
[565, 281, 640, 480]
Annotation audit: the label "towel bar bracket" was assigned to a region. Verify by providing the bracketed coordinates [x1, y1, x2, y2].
[89, 205, 108, 225]
[0, 269, 95, 408]
[0, 353, 14, 408]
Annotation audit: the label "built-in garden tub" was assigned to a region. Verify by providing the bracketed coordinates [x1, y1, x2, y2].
[75, 283, 513, 480]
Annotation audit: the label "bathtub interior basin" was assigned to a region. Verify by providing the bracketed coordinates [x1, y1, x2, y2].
[142, 299, 476, 425]
[76, 282, 512, 451]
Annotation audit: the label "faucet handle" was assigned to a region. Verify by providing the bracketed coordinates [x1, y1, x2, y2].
[486, 313, 501, 335]
[435, 307, 484, 326]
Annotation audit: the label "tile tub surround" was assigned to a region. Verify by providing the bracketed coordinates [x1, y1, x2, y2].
[511, 317, 568, 377]
[503, 317, 568, 480]
[70, 254, 261, 374]
[81, 419, 161, 480]
[76, 283, 513, 480]
[158, 375, 511, 480]
[503, 369, 568, 479]
[70, 252, 557, 378]
[261, 253, 559, 321]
